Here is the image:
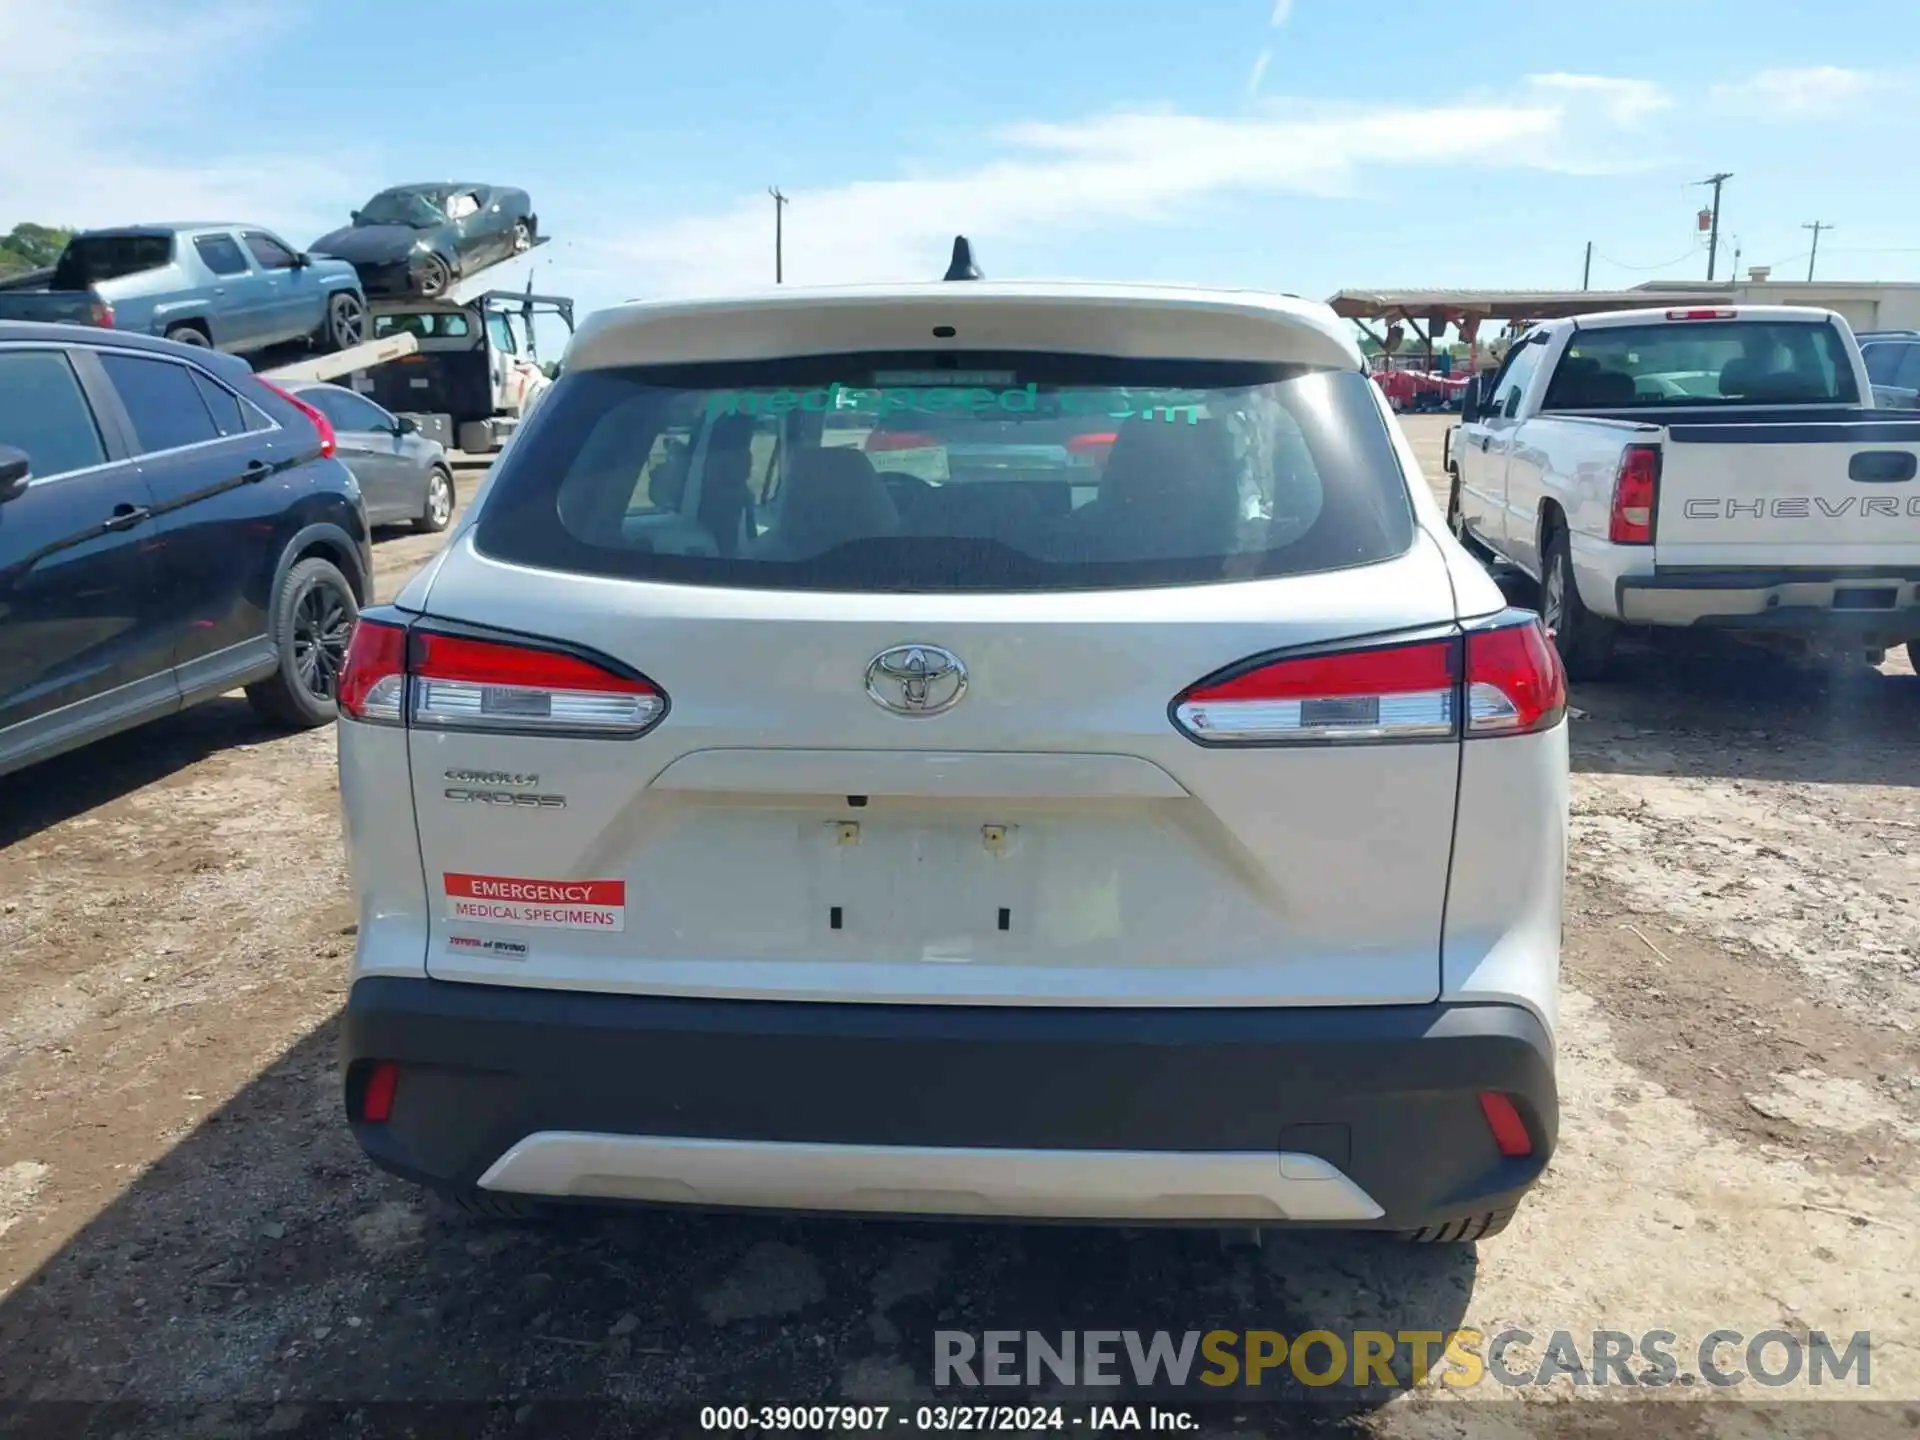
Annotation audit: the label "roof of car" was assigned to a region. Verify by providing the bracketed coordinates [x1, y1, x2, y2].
[0, 320, 261, 379]
[77, 223, 258, 236]
[564, 281, 1362, 375]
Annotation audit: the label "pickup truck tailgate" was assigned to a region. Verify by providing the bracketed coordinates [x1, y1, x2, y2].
[1654, 419, 1920, 568]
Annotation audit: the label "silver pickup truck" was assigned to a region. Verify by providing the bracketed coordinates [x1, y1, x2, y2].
[1445, 305, 1920, 677]
[0, 224, 367, 357]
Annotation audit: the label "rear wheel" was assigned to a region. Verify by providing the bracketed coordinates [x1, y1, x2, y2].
[1444, 468, 1475, 548]
[1401, 1207, 1514, 1243]
[1541, 526, 1615, 681]
[246, 556, 358, 729]
[164, 322, 211, 348]
[1907, 640, 1920, 675]
[324, 290, 366, 352]
[415, 465, 455, 533]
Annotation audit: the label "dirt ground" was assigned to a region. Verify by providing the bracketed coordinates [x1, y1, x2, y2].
[2, 423, 1917, 1437]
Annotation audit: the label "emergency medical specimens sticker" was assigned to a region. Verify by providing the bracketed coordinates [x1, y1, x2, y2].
[443, 873, 626, 931]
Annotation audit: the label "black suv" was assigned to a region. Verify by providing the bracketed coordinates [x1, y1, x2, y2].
[0, 321, 372, 777]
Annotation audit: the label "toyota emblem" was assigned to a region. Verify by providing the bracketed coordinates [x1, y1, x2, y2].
[866, 644, 968, 717]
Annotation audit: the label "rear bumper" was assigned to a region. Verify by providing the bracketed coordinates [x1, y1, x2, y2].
[340, 978, 1556, 1230]
[1616, 568, 1920, 635]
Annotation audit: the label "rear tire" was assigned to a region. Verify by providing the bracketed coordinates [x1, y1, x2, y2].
[1444, 468, 1477, 549]
[417, 252, 453, 298]
[1907, 640, 1920, 675]
[323, 290, 366, 352]
[245, 556, 358, 729]
[433, 1187, 550, 1221]
[164, 323, 212, 348]
[414, 465, 454, 533]
[1541, 526, 1616, 681]
[1401, 1207, 1515, 1244]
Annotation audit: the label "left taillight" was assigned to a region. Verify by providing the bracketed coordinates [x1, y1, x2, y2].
[1171, 612, 1564, 745]
[253, 377, 336, 459]
[1608, 444, 1659, 544]
[338, 614, 667, 738]
[338, 617, 408, 723]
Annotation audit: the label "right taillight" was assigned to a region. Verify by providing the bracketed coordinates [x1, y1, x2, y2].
[1608, 443, 1659, 544]
[1171, 611, 1564, 746]
[336, 612, 667, 738]
[1463, 614, 1566, 737]
[254, 377, 337, 460]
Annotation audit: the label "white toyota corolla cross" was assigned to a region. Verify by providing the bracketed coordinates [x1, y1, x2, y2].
[335, 267, 1568, 1243]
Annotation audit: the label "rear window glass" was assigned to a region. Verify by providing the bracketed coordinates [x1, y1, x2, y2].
[52, 235, 173, 289]
[374, 311, 473, 339]
[1542, 320, 1859, 408]
[473, 353, 1415, 593]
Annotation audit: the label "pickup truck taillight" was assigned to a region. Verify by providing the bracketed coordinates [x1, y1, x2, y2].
[1608, 444, 1660, 544]
[87, 297, 115, 328]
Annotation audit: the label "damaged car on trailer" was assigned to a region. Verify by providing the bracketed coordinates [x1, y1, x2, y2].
[312, 183, 539, 299]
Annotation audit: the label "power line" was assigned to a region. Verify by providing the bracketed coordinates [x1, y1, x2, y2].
[1592, 246, 1704, 272]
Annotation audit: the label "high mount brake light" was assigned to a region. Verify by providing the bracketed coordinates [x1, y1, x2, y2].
[1664, 308, 1736, 321]
[255, 377, 336, 459]
[336, 617, 667, 737]
[1609, 444, 1660, 545]
[1171, 614, 1564, 745]
[863, 430, 941, 453]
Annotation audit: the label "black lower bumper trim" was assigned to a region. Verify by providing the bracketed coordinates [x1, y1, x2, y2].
[340, 977, 1557, 1229]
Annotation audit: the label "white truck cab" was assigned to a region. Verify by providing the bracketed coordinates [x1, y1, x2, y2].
[1446, 305, 1920, 676]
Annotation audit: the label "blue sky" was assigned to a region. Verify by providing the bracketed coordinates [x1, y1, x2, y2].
[3, 0, 1917, 324]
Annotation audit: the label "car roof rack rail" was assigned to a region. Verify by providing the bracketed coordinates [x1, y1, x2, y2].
[943, 236, 982, 282]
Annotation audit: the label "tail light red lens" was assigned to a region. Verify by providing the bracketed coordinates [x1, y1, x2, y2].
[1464, 616, 1566, 736]
[1172, 612, 1564, 745]
[1664, 308, 1736, 321]
[337, 615, 667, 737]
[411, 631, 664, 735]
[338, 617, 408, 722]
[1478, 1092, 1533, 1158]
[88, 297, 115, 328]
[255, 377, 337, 459]
[1608, 444, 1659, 544]
[1174, 637, 1459, 743]
[863, 430, 940, 453]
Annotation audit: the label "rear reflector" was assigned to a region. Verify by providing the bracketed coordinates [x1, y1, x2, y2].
[1478, 1092, 1533, 1157]
[336, 614, 667, 738]
[1608, 444, 1659, 545]
[1172, 612, 1564, 745]
[360, 1061, 399, 1123]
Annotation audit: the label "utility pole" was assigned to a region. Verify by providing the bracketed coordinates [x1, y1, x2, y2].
[1582, 241, 1592, 291]
[768, 186, 788, 284]
[1697, 172, 1733, 281]
[1802, 220, 1833, 281]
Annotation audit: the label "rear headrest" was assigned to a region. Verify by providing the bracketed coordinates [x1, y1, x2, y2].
[1719, 356, 1758, 398]
[1588, 369, 1636, 406]
[774, 446, 898, 554]
[1100, 417, 1236, 512]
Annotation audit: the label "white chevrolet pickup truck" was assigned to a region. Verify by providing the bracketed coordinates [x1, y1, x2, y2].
[1444, 305, 1920, 677]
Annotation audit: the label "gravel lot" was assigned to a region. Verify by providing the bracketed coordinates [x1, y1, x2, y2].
[2, 420, 1917, 1436]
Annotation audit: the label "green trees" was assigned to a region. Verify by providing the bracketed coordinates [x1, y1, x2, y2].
[0, 224, 75, 277]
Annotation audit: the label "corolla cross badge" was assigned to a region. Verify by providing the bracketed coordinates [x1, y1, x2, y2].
[866, 644, 968, 717]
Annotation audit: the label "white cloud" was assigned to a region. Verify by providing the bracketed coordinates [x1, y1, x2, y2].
[1710, 66, 1879, 118]
[1270, 0, 1294, 24]
[1246, 48, 1272, 99]
[589, 82, 1667, 297]
[0, 0, 370, 240]
[1525, 72, 1671, 124]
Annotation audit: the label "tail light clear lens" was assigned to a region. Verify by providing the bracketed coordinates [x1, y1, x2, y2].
[1172, 612, 1564, 746]
[255, 377, 337, 459]
[1609, 444, 1659, 544]
[336, 614, 667, 737]
[1173, 637, 1459, 743]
